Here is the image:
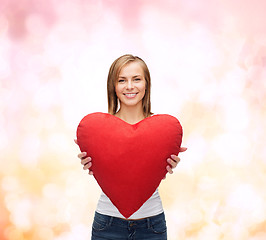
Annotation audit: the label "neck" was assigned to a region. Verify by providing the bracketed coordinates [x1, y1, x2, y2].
[115, 104, 145, 124]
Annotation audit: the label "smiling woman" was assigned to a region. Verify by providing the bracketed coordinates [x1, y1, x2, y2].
[76, 54, 186, 240]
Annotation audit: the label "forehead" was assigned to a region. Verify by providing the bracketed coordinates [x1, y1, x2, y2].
[119, 61, 144, 76]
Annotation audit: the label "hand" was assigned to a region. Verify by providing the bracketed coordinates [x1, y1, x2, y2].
[164, 147, 187, 178]
[74, 139, 93, 175]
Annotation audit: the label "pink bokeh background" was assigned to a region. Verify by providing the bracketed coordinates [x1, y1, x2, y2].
[0, 0, 266, 239]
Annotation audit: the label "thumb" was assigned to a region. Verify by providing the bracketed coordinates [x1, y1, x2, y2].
[179, 147, 187, 152]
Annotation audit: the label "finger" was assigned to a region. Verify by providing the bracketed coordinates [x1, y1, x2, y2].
[81, 157, 92, 165]
[166, 165, 173, 174]
[78, 152, 87, 159]
[83, 162, 92, 170]
[179, 147, 187, 152]
[167, 158, 178, 168]
[170, 155, 180, 162]
[88, 170, 94, 175]
[74, 139, 78, 145]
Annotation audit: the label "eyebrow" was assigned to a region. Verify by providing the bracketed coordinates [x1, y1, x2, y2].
[118, 75, 142, 79]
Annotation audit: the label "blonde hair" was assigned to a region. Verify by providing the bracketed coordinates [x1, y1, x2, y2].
[107, 54, 152, 118]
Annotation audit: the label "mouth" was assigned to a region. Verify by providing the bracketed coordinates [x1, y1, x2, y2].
[123, 93, 138, 98]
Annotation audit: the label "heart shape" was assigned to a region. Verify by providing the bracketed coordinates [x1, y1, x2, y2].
[76, 112, 183, 218]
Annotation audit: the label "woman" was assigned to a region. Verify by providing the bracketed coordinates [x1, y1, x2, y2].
[75, 54, 187, 239]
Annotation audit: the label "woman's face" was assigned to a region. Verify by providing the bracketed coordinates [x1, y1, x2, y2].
[115, 61, 146, 109]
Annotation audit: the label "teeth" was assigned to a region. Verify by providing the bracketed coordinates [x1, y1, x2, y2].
[125, 93, 136, 97]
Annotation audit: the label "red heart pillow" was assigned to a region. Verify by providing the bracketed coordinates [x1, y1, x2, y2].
[76, 112, 183, 218]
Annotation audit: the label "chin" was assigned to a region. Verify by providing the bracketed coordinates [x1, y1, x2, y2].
[121, 100, 142, 107]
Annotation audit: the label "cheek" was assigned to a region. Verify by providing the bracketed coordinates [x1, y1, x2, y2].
[115, 85, 124, 101]
[141, 82, 146, 92]
[139, 84, 146, 99]
[115, 85, 121, 94]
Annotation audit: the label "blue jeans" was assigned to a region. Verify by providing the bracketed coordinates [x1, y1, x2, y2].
[91, 211, 167, 240]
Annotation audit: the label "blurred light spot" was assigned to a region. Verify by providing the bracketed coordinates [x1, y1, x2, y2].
[197, 176, 217, 192]
[48, 133, 68, 153]
[227, 184, 263, 213]
[53, 224, 90, 240]
[65, 172, 87, 197]
[19, 134, 40, 167]
[198, 82, 220, 105]
[21, 116, 43, 135]
[188, 209, 204, 224]
[0, 56, 10, 78]
[0, 15, 8, 36]
[44, 36, 66, 65]
[56, 199, 71, 222]
[5, 193, 18, 212]
[44, 114, 57, 130]
[42, 183, 62, 200]
[33, 82, 59, 111]
[70, 224, 90, 239]
[4, 227, 24, 240]
[27, 54, 45, 73]
[212, 132, 250, 165]
[220, 97, 249, 132]
[33, 227, 54, 240]
[20, 73, 41, 91]
[33, 204, 58, 228]
[181, 135, 207, 168]
[227, 184, 263, 215]
[0, 123, 8, 152]
[220, 68, 246, 95]
[14, 50, 31, 71]
[1, 176, 20, 192]
[9, 198, 32, 230]
[26, 14, 47, 36]
[82, 0, 103, 24]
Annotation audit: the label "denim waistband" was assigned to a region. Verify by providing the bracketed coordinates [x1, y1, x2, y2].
[94, 211, 165, 228]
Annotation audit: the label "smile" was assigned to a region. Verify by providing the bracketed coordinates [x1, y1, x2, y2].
[123, 93, 138, 98]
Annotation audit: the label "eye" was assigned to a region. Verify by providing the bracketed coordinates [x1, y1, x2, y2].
[134, 78, 141, 81]
[118, 79, 125, 83]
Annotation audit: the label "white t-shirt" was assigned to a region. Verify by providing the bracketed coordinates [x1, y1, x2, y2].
[96, 188, 164, 219]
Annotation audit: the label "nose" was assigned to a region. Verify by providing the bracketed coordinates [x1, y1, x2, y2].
[126, 80, 134, 90]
